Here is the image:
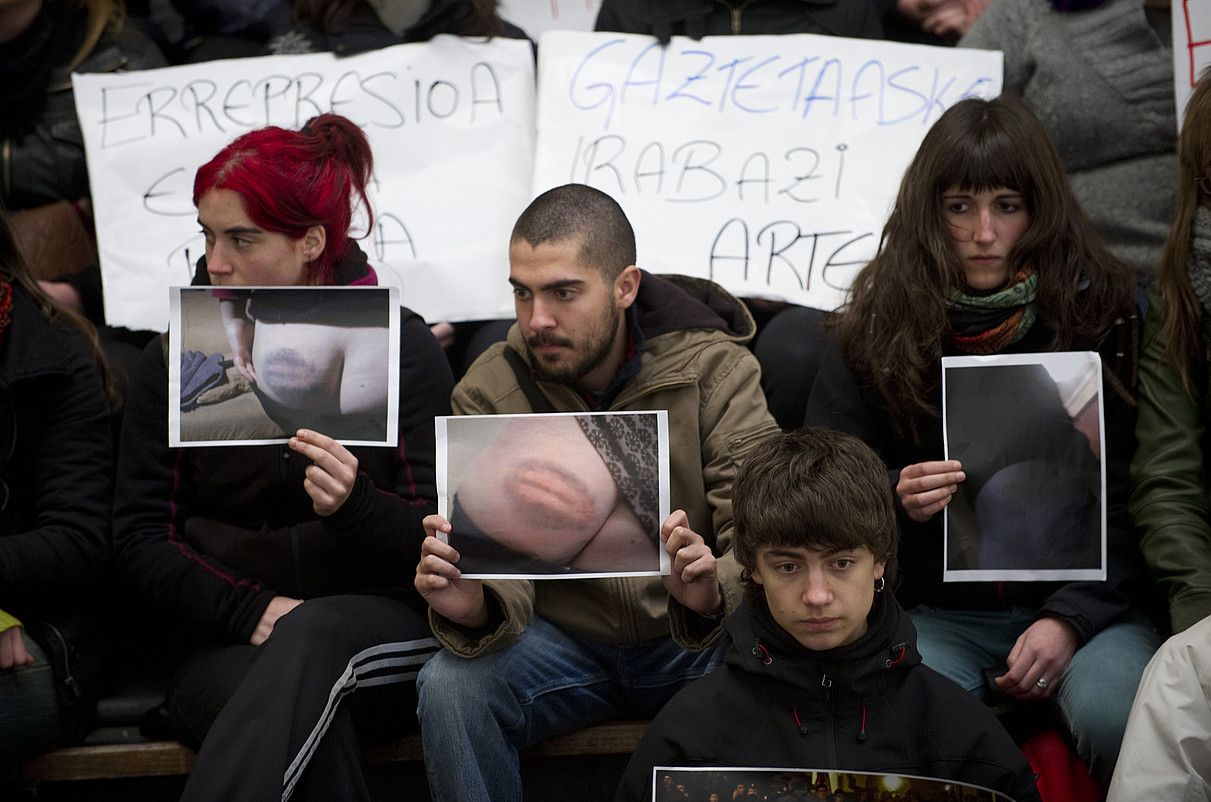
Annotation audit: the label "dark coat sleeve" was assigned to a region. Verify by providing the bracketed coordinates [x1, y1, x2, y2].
[0, 322, 111, 612]
[112, 338, 277, 643]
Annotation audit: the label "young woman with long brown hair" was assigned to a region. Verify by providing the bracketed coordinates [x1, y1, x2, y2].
[806, 96, 1160, 787]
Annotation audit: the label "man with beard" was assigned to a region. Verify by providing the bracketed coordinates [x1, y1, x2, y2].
[414, 183, 779, 801]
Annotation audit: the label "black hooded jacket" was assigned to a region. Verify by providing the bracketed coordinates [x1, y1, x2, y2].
[616, 592, 1041, 802]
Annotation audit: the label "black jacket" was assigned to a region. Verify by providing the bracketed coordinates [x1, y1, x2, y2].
[617, 593, 1041, 802]
[112, 244, 453, 643]
[2, 4, 165, 210]
[595, 0, 884, 43]
[805, 314, 1154, 643]
[0, 284, 112, 705]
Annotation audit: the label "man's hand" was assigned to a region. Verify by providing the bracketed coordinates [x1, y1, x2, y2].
[994, 617, 1080, 700]
[290, 429, 359, 516]
[251, 596, 302, 646]
[0, 626, 33, 669]
[661, 510, 723, 617]
[415, 515, 490, 629]
[896, 461, 965, 523]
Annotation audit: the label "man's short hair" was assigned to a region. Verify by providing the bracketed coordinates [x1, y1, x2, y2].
[732, 428, 898, 599]
[510, 184, 636, 282]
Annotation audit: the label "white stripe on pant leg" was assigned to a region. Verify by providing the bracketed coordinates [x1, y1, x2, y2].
[280, 638, 440, 802]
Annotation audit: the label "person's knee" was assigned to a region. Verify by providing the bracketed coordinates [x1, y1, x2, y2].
[417, 650, 500, 717]
[267, 598, 350, 648]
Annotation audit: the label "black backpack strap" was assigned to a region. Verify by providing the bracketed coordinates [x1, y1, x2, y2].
[502, 347, 556, 413]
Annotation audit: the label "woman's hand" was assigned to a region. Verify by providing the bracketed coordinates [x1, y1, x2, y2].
[414, 516, 489, 629]
[994, 617, 1080, 700]
[661, 509, 723, 617]
[0, 627, 33, 669]
[251, 596, 302, 646]
[290, 429, 358, 516]
[896, 460, 965, 522]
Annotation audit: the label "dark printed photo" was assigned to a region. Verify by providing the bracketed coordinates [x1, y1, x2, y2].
[943, 352, 1105, 580]
[439, 412, 668, 577]
[653, 767, 1013, 802]
[171, 286, 397, 446]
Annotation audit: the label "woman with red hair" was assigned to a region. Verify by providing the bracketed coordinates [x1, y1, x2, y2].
[113, 113, 452, 802]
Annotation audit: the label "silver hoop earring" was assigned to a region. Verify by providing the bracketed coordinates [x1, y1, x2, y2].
[874, 576, 886, 593]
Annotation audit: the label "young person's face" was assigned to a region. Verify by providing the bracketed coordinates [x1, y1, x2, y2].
[941, 185, 1030, 294]
[751, 544, 885, 651]
[199, 188, 321, 286]
[509, 237, 638, 392]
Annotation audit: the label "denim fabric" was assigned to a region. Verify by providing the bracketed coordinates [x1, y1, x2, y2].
[416, 615, 727, 801]
[909, 605, 1160, 786]
[0, 634, 70, 761]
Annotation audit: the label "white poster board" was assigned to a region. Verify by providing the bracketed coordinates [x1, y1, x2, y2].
[1175, 0, 1211, 123]
[74, 36, 535, 332]
[533, 31, 1002, 310]
[499, 0, 603, 36]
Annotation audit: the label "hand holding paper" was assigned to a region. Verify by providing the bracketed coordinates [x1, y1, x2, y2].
[897, 460, 965, 523]
[415, 515, 489, 629]
[661, 510, 723, 617]
[290, 429, 359, 516]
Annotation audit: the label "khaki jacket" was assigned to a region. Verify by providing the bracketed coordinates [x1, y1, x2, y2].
[430, 273, 779, 656]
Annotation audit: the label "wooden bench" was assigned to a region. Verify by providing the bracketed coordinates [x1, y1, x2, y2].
[20, 720, 649, 784]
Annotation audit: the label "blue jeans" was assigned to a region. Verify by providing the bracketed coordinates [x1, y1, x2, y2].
[416, 615, 727, 801]
[909, 606, 1160, 787]
[0, 633, 72, 762]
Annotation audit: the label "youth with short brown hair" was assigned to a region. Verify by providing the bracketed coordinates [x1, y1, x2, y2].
[617, 429, 1040, 802]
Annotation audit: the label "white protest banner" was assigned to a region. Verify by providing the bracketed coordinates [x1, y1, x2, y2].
[74, 36, 534, 331]
[1175, 0, 1211, 123]
[533, 32, 1002, 310]
[500, 0, 602, 36]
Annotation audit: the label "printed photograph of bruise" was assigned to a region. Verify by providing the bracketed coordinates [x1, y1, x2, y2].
[942, 351, 1106, 583]
[169, 286, 399, 446]
[438, 412, 670, 578]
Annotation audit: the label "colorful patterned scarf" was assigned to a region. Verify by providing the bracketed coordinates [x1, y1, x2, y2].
[945, 267, 1038, 355]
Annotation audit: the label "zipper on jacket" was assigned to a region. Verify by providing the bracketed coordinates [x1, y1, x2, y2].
[714, 0, 757, 34]
[821, 674, 838, 765]
[42, 622, 83, 703]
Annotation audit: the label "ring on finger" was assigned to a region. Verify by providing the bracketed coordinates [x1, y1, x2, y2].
[1035, 677, 1048, 690]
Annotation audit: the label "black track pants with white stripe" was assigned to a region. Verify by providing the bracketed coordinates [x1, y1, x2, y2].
[169, 594, 438, 802]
